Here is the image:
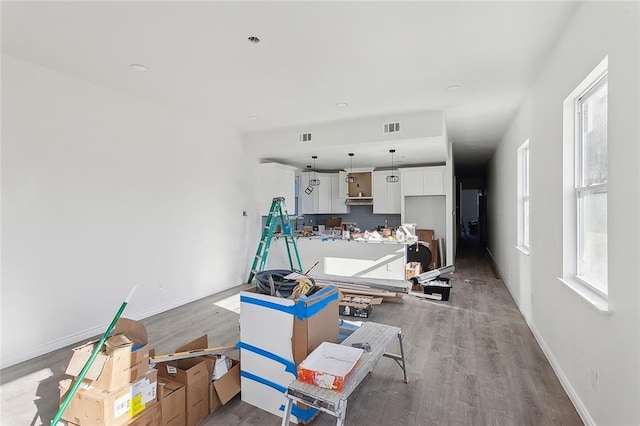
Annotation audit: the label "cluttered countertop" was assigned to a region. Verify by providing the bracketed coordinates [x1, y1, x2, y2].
[291, 224, 420, 244]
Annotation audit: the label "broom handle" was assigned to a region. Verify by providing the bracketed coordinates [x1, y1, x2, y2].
[51, 285, 137, 425]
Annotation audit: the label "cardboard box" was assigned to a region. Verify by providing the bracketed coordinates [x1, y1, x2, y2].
[157, 335, 221, 426]
[414, 229, 439, 269]
[209, 357, 241, 413]
[297, 342, 363, 392]
[172, 335, 241, 414]
[125, 401, 162, 426]
[239, 285, 339, 423]
[157, 356, 209, 426]
[115, 318, 150, 382]
[415, 229, 435, 244]
[65, 318, 150, 392]
[66, 401, 162, 426]
[59, 369, 158, 426]
[65, 334, 133, 393]
[158, 377, 186, 426]
[405, 261, 422, 280]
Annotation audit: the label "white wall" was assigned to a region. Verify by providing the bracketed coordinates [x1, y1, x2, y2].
[487, 3, 639, 425]
[404, 196, 446, 241]
[1, 54, 262, 368]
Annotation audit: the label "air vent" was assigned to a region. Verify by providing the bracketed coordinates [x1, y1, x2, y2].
[383, 122, 401, 133]
[299, 132, 312, 143]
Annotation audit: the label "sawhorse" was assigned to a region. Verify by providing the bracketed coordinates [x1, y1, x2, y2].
[281, 322, 408, 426]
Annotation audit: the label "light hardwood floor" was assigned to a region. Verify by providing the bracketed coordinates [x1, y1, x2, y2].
[0, 238, 582, 425]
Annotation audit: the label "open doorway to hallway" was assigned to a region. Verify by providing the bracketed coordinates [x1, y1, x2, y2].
[456, 174, 487, 250]
[461, 189, 481, 242]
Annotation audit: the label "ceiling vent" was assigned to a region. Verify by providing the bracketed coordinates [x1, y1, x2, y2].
[299, 132, 312, 143]
[383, 122, 401, 134]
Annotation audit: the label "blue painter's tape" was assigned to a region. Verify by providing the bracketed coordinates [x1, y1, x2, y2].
[237, 341, 297, 375]
[240, 285, 339, 321]
[240, 295, 292, 314]
[278, 403, 318, 422]
[241, 371, 319, 422]
[295, 289, 338, 321]
[240, 370, 286, 393]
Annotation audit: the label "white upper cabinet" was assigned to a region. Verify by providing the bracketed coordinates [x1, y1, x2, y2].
[300, 171, 318, 215]
[400, 166, 445, 196]
[300, 171, 349, 214]
[317, 173, 332, 213]
[331, 172, 350, 214]
[259, 163, 296, 215]
[372, 171, 401, 214]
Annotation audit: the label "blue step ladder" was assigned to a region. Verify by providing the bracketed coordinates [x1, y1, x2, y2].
[247, 197, 303, 285]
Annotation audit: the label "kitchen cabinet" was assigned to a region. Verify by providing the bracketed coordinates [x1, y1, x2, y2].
[372, 171, 401, 214]
[300, 172, 317, 214]
[317, 173, 332, 213]
[301, 171, 349, 214]
[400, 166, 445, 196]
[331, 172, 349, 214]
[259, 163, 296, 215]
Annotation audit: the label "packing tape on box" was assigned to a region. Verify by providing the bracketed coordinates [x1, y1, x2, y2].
[236, 341, 297, 375]
[240, 370, 318, 422]
[240, 286, 339, 321]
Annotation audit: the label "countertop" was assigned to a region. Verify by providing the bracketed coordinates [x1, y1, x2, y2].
[278, 232, 417, 245]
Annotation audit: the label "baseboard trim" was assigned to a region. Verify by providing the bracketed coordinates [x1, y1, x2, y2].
[528, 323, 595, 426]
[484, 247, 594, 426]
[0, 288, 233, 369]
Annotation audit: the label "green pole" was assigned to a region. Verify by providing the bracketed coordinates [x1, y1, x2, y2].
[51, 285, 137, 426]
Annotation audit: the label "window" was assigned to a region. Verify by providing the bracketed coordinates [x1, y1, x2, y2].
[561, 56, 608, 309]
[517, 140, 530, 253]
[576, 73, 608, 293]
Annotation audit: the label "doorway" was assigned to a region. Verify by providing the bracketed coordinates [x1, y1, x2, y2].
[461, 189, 481, 242]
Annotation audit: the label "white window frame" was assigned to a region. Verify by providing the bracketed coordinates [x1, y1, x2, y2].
[560, 56, 609, 312]
[516, 140, 530, 255]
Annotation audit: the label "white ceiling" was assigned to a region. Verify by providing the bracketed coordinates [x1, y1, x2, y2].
[1, 1, 579, 176]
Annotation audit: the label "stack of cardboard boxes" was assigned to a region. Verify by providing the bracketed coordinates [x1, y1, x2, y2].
[155, 335, 241, 426]
[59, 318, 159, 425]
[58, 319, 241, 426]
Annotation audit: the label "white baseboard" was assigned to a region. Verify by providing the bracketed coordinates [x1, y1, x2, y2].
[0, 287, 235, 369]
[527, 322, 595, 426]
[484, 247, 594, 426]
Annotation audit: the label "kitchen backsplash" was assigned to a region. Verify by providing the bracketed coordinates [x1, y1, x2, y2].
[302, 205, 400, 231]
[261, 205, 401, 232]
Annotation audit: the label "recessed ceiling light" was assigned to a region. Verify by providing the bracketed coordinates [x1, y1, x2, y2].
[129, 64, 148, 72]
[248, 36, 261, 44]
[248, 115, 260, 120]
[446, 85, 461, 91]
[336, 102, 349, 108]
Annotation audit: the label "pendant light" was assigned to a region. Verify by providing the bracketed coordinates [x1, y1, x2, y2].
[386, 149, 399, 183]
[309, 156, 320, 186]
[304, 165, 314, 194]
[345, 153, 357, 183]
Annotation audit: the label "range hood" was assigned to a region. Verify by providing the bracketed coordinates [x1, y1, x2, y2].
[345, 196, 373, 206]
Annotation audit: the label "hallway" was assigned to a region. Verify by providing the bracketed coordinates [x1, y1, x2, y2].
[0, 241, 582, 425]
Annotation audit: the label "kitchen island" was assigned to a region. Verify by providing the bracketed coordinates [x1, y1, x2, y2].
[264, 235, 412, 283]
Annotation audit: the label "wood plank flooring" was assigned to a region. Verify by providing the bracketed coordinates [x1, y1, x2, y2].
[0, 238, 582, 425]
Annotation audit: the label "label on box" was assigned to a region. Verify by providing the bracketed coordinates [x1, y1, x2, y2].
[114, 391, 132, 419]
[167, 365, 177, 374]
[130, 394, 145, 417]
[143, 379, 157, 404]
